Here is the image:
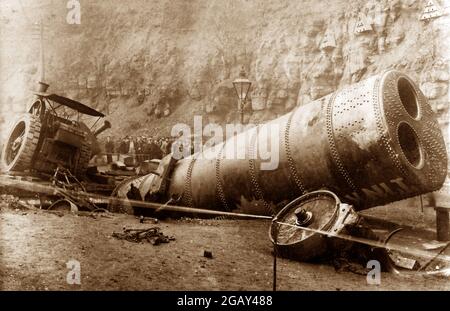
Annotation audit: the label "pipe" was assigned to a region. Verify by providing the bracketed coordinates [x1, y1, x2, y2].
[94, 120, 111, 137]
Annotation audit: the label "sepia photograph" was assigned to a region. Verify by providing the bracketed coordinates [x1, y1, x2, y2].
[0, 0, 449, 298]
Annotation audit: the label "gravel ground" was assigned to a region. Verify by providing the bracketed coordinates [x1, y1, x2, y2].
[0, 205, 449, 291]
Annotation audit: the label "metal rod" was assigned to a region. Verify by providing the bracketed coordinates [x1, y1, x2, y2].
[272, 218, 277, 292]
[239, 99, 244, 124]
[90, 116, 101, 131]
[39, 18, 45, 81]
[420, 195, 424, 213]
[274, 220, 450, 263]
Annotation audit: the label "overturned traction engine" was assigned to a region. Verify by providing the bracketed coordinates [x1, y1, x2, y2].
[117, 70, 448, 262]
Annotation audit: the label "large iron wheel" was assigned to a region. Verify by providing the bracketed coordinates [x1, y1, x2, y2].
[1, 114, 41, 172]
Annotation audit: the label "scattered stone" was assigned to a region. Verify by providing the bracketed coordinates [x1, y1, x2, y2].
[204, 250, 213, 259]
[112, 227, 175, 245]
[138, 216, 158, 224]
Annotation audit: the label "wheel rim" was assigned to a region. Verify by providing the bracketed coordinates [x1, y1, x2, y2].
[48, 199, 78, 212]
[5, 121, 26, 166]
[29, 100, 44, 117]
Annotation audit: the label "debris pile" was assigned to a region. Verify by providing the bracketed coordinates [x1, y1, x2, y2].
[112, 227, 175, 245]
[0, 194, 29, 210]
[0, 194, 16, 208]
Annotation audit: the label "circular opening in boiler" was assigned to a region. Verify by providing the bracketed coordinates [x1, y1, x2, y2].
[397, 77, 420, 119]
[397, 122, 423, 169]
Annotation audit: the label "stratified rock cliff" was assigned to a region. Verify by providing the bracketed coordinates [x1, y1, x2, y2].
[0, 0, 449, 147]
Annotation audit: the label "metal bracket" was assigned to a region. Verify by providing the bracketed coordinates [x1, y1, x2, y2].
[329, 203, 360, 236]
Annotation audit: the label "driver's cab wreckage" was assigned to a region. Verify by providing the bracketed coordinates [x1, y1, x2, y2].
[2, 81, 110, 178]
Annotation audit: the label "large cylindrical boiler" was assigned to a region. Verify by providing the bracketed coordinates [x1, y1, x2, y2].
[164, 70, 447, 214]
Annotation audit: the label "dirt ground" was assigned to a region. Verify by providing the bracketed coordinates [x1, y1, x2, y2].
[1, 204, 450, 291]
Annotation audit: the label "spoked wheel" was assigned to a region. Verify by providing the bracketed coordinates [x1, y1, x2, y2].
[1, 114, 41, 172]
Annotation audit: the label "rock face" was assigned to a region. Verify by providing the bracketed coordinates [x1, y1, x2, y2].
[0, 0, 449, 152]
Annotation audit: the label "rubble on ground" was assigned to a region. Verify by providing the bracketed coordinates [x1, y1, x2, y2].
[112, 227, 175, 245]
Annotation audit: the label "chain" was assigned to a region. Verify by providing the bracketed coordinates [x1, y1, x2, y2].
[215, 145, 231, 212]
[248, 127, 275, 215]
[182, 157, 196, 207]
